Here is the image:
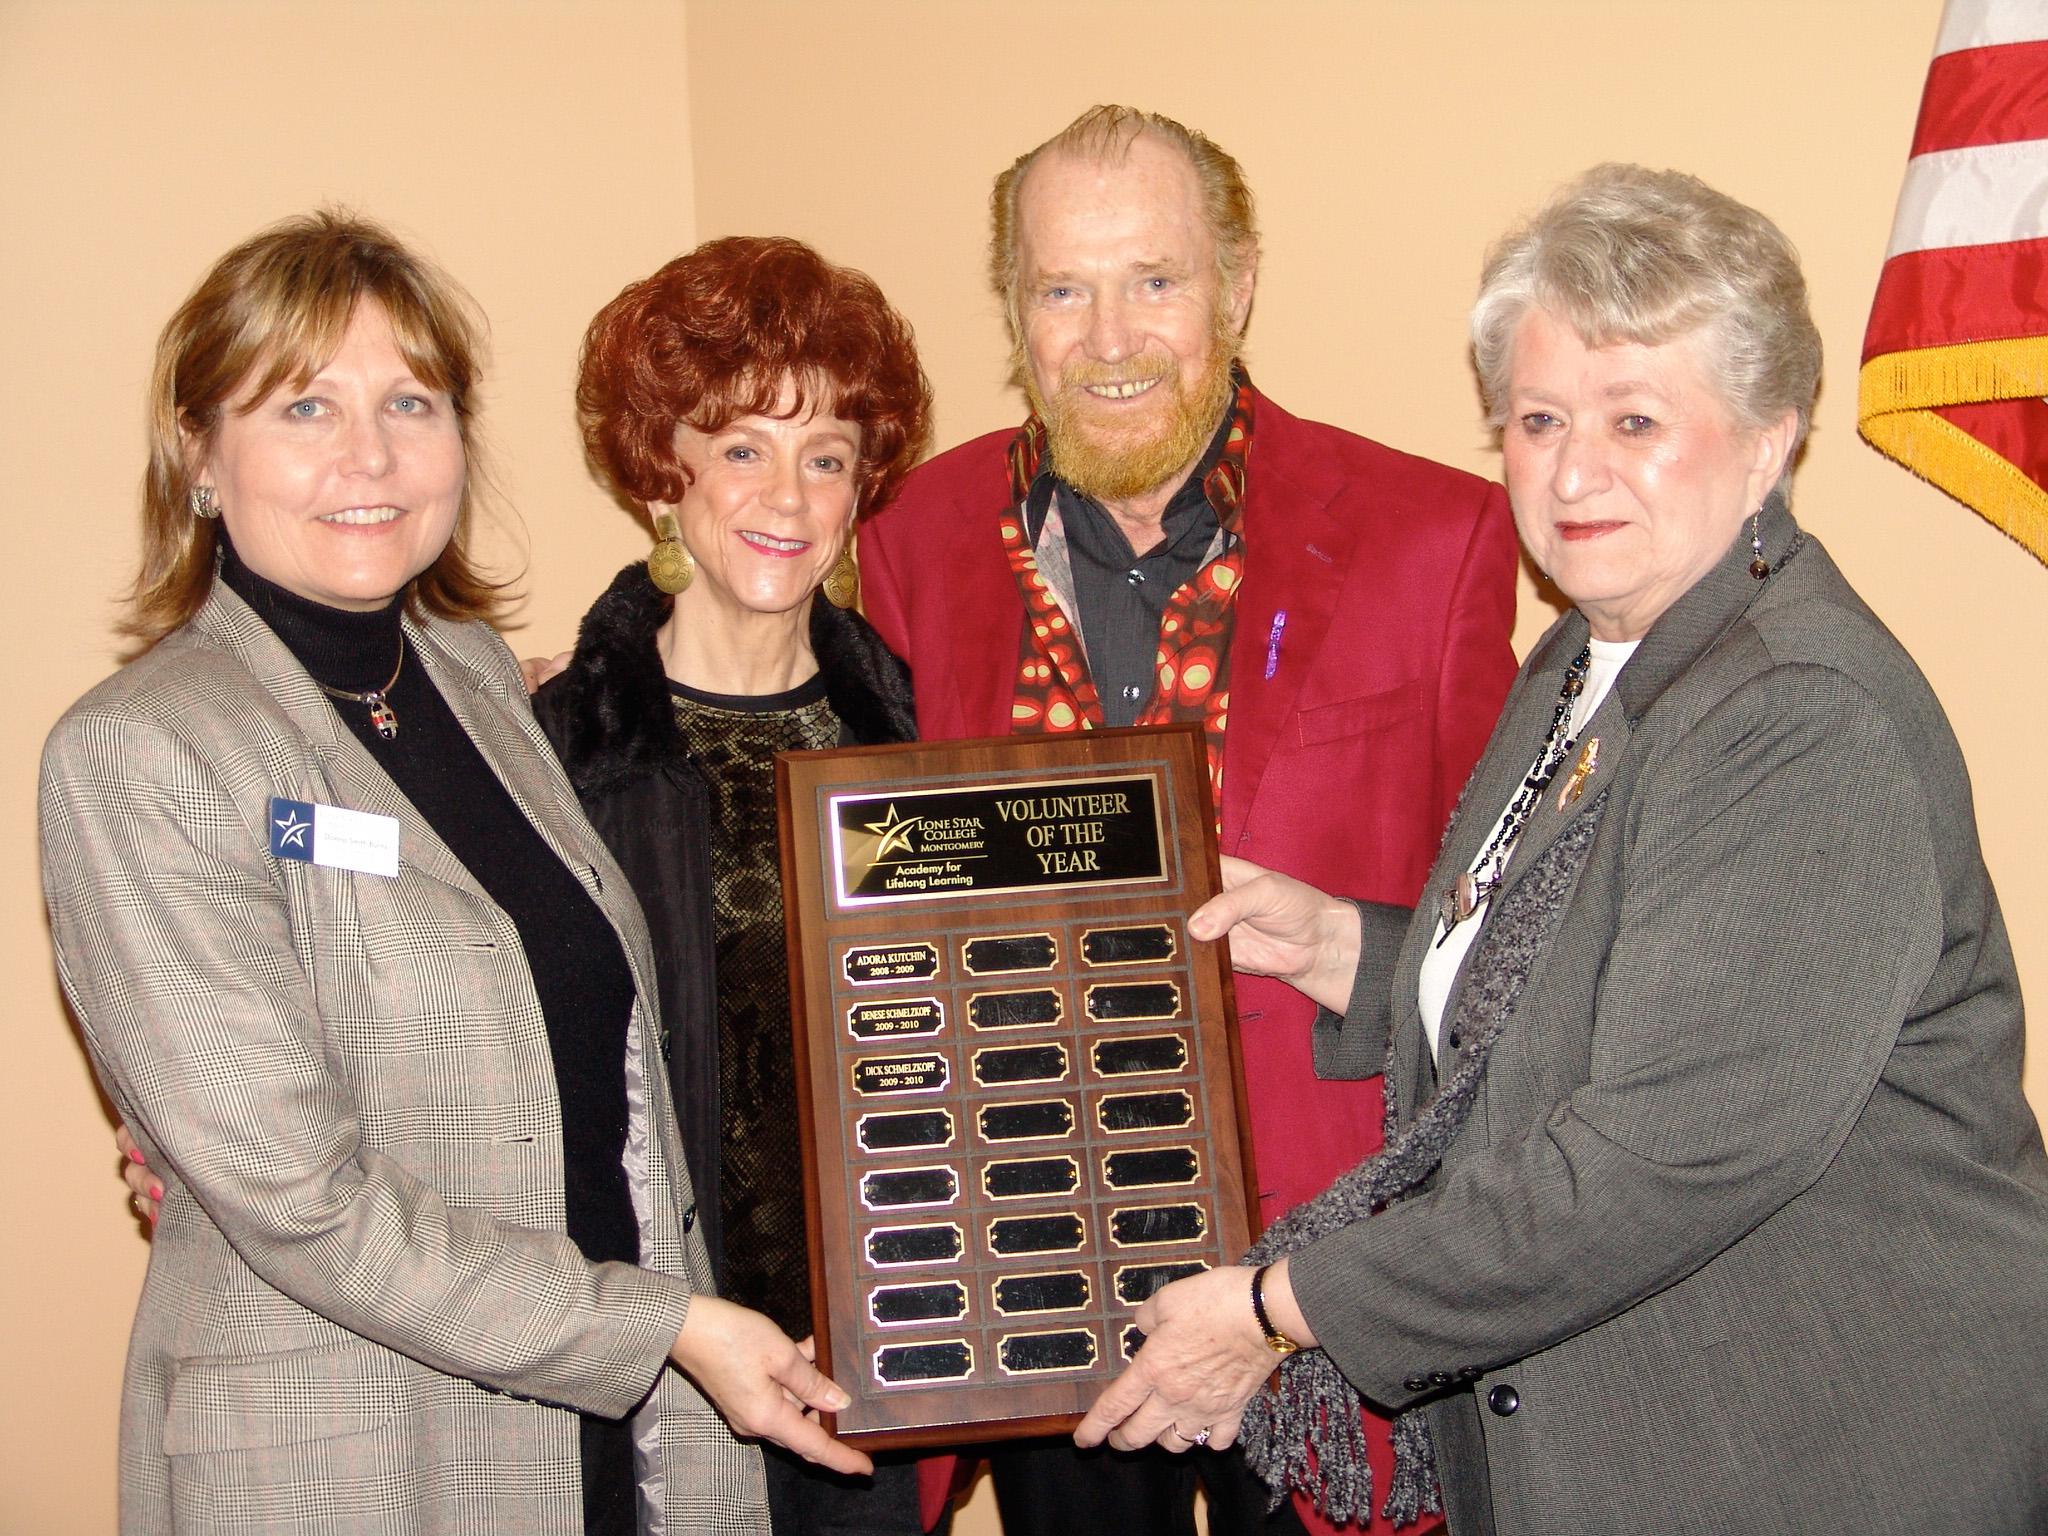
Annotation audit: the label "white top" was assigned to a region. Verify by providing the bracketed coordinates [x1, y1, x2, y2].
[1416, 637, 1638, 1060]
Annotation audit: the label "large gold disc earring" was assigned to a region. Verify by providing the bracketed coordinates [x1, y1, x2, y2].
[822, 543, 860, 609]
[648, 511, 695, 594]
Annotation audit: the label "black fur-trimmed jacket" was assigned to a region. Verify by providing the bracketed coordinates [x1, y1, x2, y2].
[531, 562, 917, 1281]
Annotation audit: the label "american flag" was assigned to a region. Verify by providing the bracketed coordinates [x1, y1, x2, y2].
[1859, 0, 2048, 563]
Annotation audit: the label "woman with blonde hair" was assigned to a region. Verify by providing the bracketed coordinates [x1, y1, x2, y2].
[45, 211, 864, 1535]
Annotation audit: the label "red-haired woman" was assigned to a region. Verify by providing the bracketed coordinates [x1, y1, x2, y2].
[534, 237, 932, 1534]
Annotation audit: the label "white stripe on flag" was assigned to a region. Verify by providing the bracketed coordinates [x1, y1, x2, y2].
[1935, 0, 2048, 56]
[1886, 136, 2048, 256]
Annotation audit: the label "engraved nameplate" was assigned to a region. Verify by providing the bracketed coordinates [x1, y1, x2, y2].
[990, 1270, 1091, 1317]
[987, 1212, 1086, 1256]
[860, 1166, 960, 1211]
[967, 989, 1065, 1030]
[978, 1099, 1075, 1143]
[1107, 1203, 1207, 1248]
[856, 1109, 955, 1153]
[847, 997, 945, 1040]
[997, 1328, 1098, 1375]
[829, 775, 1167, 906]
[962, 933, 1059, 975]
[866, 1224, 964, 1267]
[1102, 1146, 1200, 1189]
[1081, 924, 1177, 966]
[971, 1044, 1069, 1087]
[1097, 1090, 1194, 1133]
[1091, 1033, 1189, 1077]
[874, 1340, 973, 1385]
[981, 1156, 1080, 1200]
[869, 1282, 969, 1327]
[851, 1053, 950, 1097]
[1114, 1261, 1210, 1305]
[1084, 981, 1182, 1022]
[844, 943, 941, 986]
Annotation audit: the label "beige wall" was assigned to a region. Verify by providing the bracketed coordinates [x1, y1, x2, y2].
[4, 0, 2042, 1527]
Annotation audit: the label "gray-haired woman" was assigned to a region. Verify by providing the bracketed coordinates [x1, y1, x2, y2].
[1072, 164, 2048, 1535]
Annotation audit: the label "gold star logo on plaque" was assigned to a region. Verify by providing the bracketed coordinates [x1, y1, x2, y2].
[865, 804, 923, 861]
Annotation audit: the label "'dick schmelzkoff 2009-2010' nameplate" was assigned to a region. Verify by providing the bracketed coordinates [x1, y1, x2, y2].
[829, 775, 1167, 907]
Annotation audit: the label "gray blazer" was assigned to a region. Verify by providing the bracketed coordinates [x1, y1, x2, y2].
[40, 581, 768, 1536]
[1293, 502, 2048, 1534]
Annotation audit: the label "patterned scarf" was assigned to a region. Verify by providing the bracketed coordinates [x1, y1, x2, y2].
[1000, 373, 1252, 809]
[1239, 792, 1613, 1528]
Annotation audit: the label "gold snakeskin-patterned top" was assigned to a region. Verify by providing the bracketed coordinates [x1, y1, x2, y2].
[669, 674, 840, 1339]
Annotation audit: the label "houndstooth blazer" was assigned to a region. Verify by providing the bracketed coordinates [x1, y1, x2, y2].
[40, 579, 770, 1536]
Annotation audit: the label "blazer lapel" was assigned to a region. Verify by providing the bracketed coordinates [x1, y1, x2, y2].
[949, 494, 1027, 738]
[1221, 395, 1358, 843]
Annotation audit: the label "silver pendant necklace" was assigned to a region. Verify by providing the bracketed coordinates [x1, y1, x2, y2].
[1434, 642, 1592, 945]
[316, 643, 404, 740]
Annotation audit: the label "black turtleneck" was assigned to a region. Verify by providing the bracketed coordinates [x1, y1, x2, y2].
[218, 545, 640, 1535]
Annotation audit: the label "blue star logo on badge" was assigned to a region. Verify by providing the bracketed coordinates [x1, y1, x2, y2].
[269, 798, 316, 862]
[864, 804, 922, 861]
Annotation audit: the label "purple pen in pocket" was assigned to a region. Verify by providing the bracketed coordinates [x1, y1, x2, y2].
[1264, 610, 1287, 680]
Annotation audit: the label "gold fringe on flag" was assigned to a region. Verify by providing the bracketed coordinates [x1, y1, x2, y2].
[1858, 335, 2048, 566]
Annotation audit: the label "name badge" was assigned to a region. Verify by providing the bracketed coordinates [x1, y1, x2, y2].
[269, 797, 400, 878]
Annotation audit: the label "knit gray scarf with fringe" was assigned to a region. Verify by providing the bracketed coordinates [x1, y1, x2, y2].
[1239, 790, 1610, 1528]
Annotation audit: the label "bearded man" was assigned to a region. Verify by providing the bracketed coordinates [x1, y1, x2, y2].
[860, 107, 1519, 1536]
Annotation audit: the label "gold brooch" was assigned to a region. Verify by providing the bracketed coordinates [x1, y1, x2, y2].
[1557, 737, 1601, 810]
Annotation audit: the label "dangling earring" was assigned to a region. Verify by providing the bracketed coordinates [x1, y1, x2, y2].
[647, 510, 695, 594]
[189, 486, 220, 519]
[1748, 507, 1769, 580]
[822, 543, 860, 609]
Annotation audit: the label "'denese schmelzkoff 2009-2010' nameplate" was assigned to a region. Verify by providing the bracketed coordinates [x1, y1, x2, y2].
[829, 775, 1168, 907]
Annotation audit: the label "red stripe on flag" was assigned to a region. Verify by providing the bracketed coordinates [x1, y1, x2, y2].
[1935, 397, 2048, 491]
[1911, 39, 2048, 155]
[1861, 238, 2048, 360]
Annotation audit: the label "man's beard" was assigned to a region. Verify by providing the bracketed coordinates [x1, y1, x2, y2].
[1024, 334, 1237, 503]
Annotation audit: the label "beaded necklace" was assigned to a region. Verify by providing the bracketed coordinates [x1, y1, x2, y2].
[1434, 642, 1594, 945]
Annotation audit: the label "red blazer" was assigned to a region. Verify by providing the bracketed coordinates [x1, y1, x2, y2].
[862, 389, 1518, 1222]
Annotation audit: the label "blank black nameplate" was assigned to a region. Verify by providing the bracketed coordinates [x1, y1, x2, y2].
[860, 1167, 960, 1210]
[844, 943, 941, 986]
[1091, 1033, 1189, 1077]
[1080, 924, 1177, 966]
[988, 1213, 1086, 1256]
[971, 1044, 1070, 1086]
[848, 998, 945, 1040]
[968, 989, 1065, 1030]
[1102, 1146, 1201, 1189]
[874, 1340, 973, 1385]
[991, 1270, 1091, 1316]
[1113, 1261, 1210, 1305]
[856, 1109, 955, 1153]
[869, 1282, 969, 1327]
[981, 1155, 1080, 1200]
[1084, 982, 1182, 1022]
[1107, 1204, 1207, 1248]
[962, 933, 1059, 975]
[867, 1224, 964, 1267]
[997, 1329, 1098, 1375]
[979, 1099, 1075, 1143]
[1120, 1325, 1147, 1359]
[1097, 1090, 1194, 1133]
[851, 1053, 950, 1096]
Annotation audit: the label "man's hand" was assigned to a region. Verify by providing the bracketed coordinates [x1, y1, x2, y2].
[1188, 857, 1364, 1013]
[1074, 1263, 1307, 1454]
[669, 1295, 873, 1476]
[520, 651, 573, 694]
[115, 1122, 160, 1225]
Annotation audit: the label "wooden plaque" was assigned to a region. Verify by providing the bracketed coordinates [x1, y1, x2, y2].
[776, 725, 1258, 1448]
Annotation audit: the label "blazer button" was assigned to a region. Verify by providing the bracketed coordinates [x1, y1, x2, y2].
[1428, 1371, 1454, 1389]
[1403, 1375, 1430, 1393]
[1447, 1031, 1462, 1050]
[1458, 1366, 1485, 1383]
[1487, 1384, 1520, 1417]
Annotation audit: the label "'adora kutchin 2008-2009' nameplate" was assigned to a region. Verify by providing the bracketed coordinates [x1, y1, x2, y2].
[828, 774, 1168, 907]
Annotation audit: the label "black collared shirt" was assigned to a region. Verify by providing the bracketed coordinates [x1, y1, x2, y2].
[1026, 407, 1233, 727]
